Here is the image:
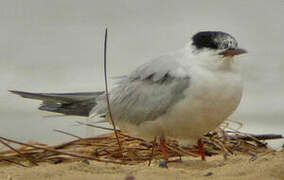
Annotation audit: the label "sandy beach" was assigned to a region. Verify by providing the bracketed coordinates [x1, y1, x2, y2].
[1, 1, 284, 180]
[0, 150, 283, 180]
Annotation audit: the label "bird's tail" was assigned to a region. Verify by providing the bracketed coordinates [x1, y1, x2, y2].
[9, 90, 104, 117]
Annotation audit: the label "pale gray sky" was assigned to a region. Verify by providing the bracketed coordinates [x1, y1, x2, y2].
[0, 0, 283, 146]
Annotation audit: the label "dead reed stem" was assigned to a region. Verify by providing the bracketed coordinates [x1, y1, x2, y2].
[103, 28, 122, 153]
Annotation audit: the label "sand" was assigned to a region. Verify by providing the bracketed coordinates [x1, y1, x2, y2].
[0, 150, 283, 180]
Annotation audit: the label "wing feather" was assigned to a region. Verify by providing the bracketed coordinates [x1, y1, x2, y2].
[90, 51, 190, 125]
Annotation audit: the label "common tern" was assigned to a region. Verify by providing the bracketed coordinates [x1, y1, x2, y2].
[10, 31, 247, 162]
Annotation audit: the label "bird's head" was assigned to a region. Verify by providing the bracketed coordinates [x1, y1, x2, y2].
[187, 31, 247, 70]
[190, 31, 247, 57]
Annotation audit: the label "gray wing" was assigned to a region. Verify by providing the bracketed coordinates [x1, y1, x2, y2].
[10, 90, 104, 116]
[91, 52, 190, 125]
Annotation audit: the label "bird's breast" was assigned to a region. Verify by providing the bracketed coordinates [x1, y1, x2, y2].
[116, 65, 243, 143]
[158, 66, 243, 142]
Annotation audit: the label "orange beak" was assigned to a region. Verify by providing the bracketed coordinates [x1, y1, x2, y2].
[219, 48, 247, 57]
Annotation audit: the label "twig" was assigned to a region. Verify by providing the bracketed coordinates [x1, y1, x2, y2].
[0, 138, 38, 166]
[119, 133, 144, 141]
[76, 121, 115, 131]
[166, 144, 199, 157]
[53, 129, 82, 139]
[234, 134, 283, 141]
[103, 28, 122, 152]
[1, 158, 28, 167]
[0, 136, 126, 165]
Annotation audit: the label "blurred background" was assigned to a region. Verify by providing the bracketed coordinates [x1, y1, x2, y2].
[1, 0, 283, 148]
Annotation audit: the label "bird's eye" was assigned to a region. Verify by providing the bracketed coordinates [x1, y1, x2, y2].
[223, 39, 235, 49]
[221, 41, 229, 49]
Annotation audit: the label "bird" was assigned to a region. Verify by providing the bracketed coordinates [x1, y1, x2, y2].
[10, 31, 247, 163]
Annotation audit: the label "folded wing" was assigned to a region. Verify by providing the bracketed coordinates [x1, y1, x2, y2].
[91, 52, 190, 125]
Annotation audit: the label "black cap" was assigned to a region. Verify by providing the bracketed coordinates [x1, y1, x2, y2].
[192, 31, 238, 50]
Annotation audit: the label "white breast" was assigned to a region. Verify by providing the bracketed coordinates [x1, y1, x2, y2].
[125, 61, 243, 144]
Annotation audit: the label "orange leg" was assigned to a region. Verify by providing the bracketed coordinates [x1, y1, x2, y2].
[198, 138, 206, 161]
[159, 137, 168, 162]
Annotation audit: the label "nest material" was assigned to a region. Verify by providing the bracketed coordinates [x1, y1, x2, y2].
[0, 126, 282, 167]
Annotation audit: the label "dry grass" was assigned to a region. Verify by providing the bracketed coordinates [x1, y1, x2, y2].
[0, 122, 282, 167]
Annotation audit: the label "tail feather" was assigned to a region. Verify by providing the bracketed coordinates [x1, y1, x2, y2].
[9, 90, 104, 117]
